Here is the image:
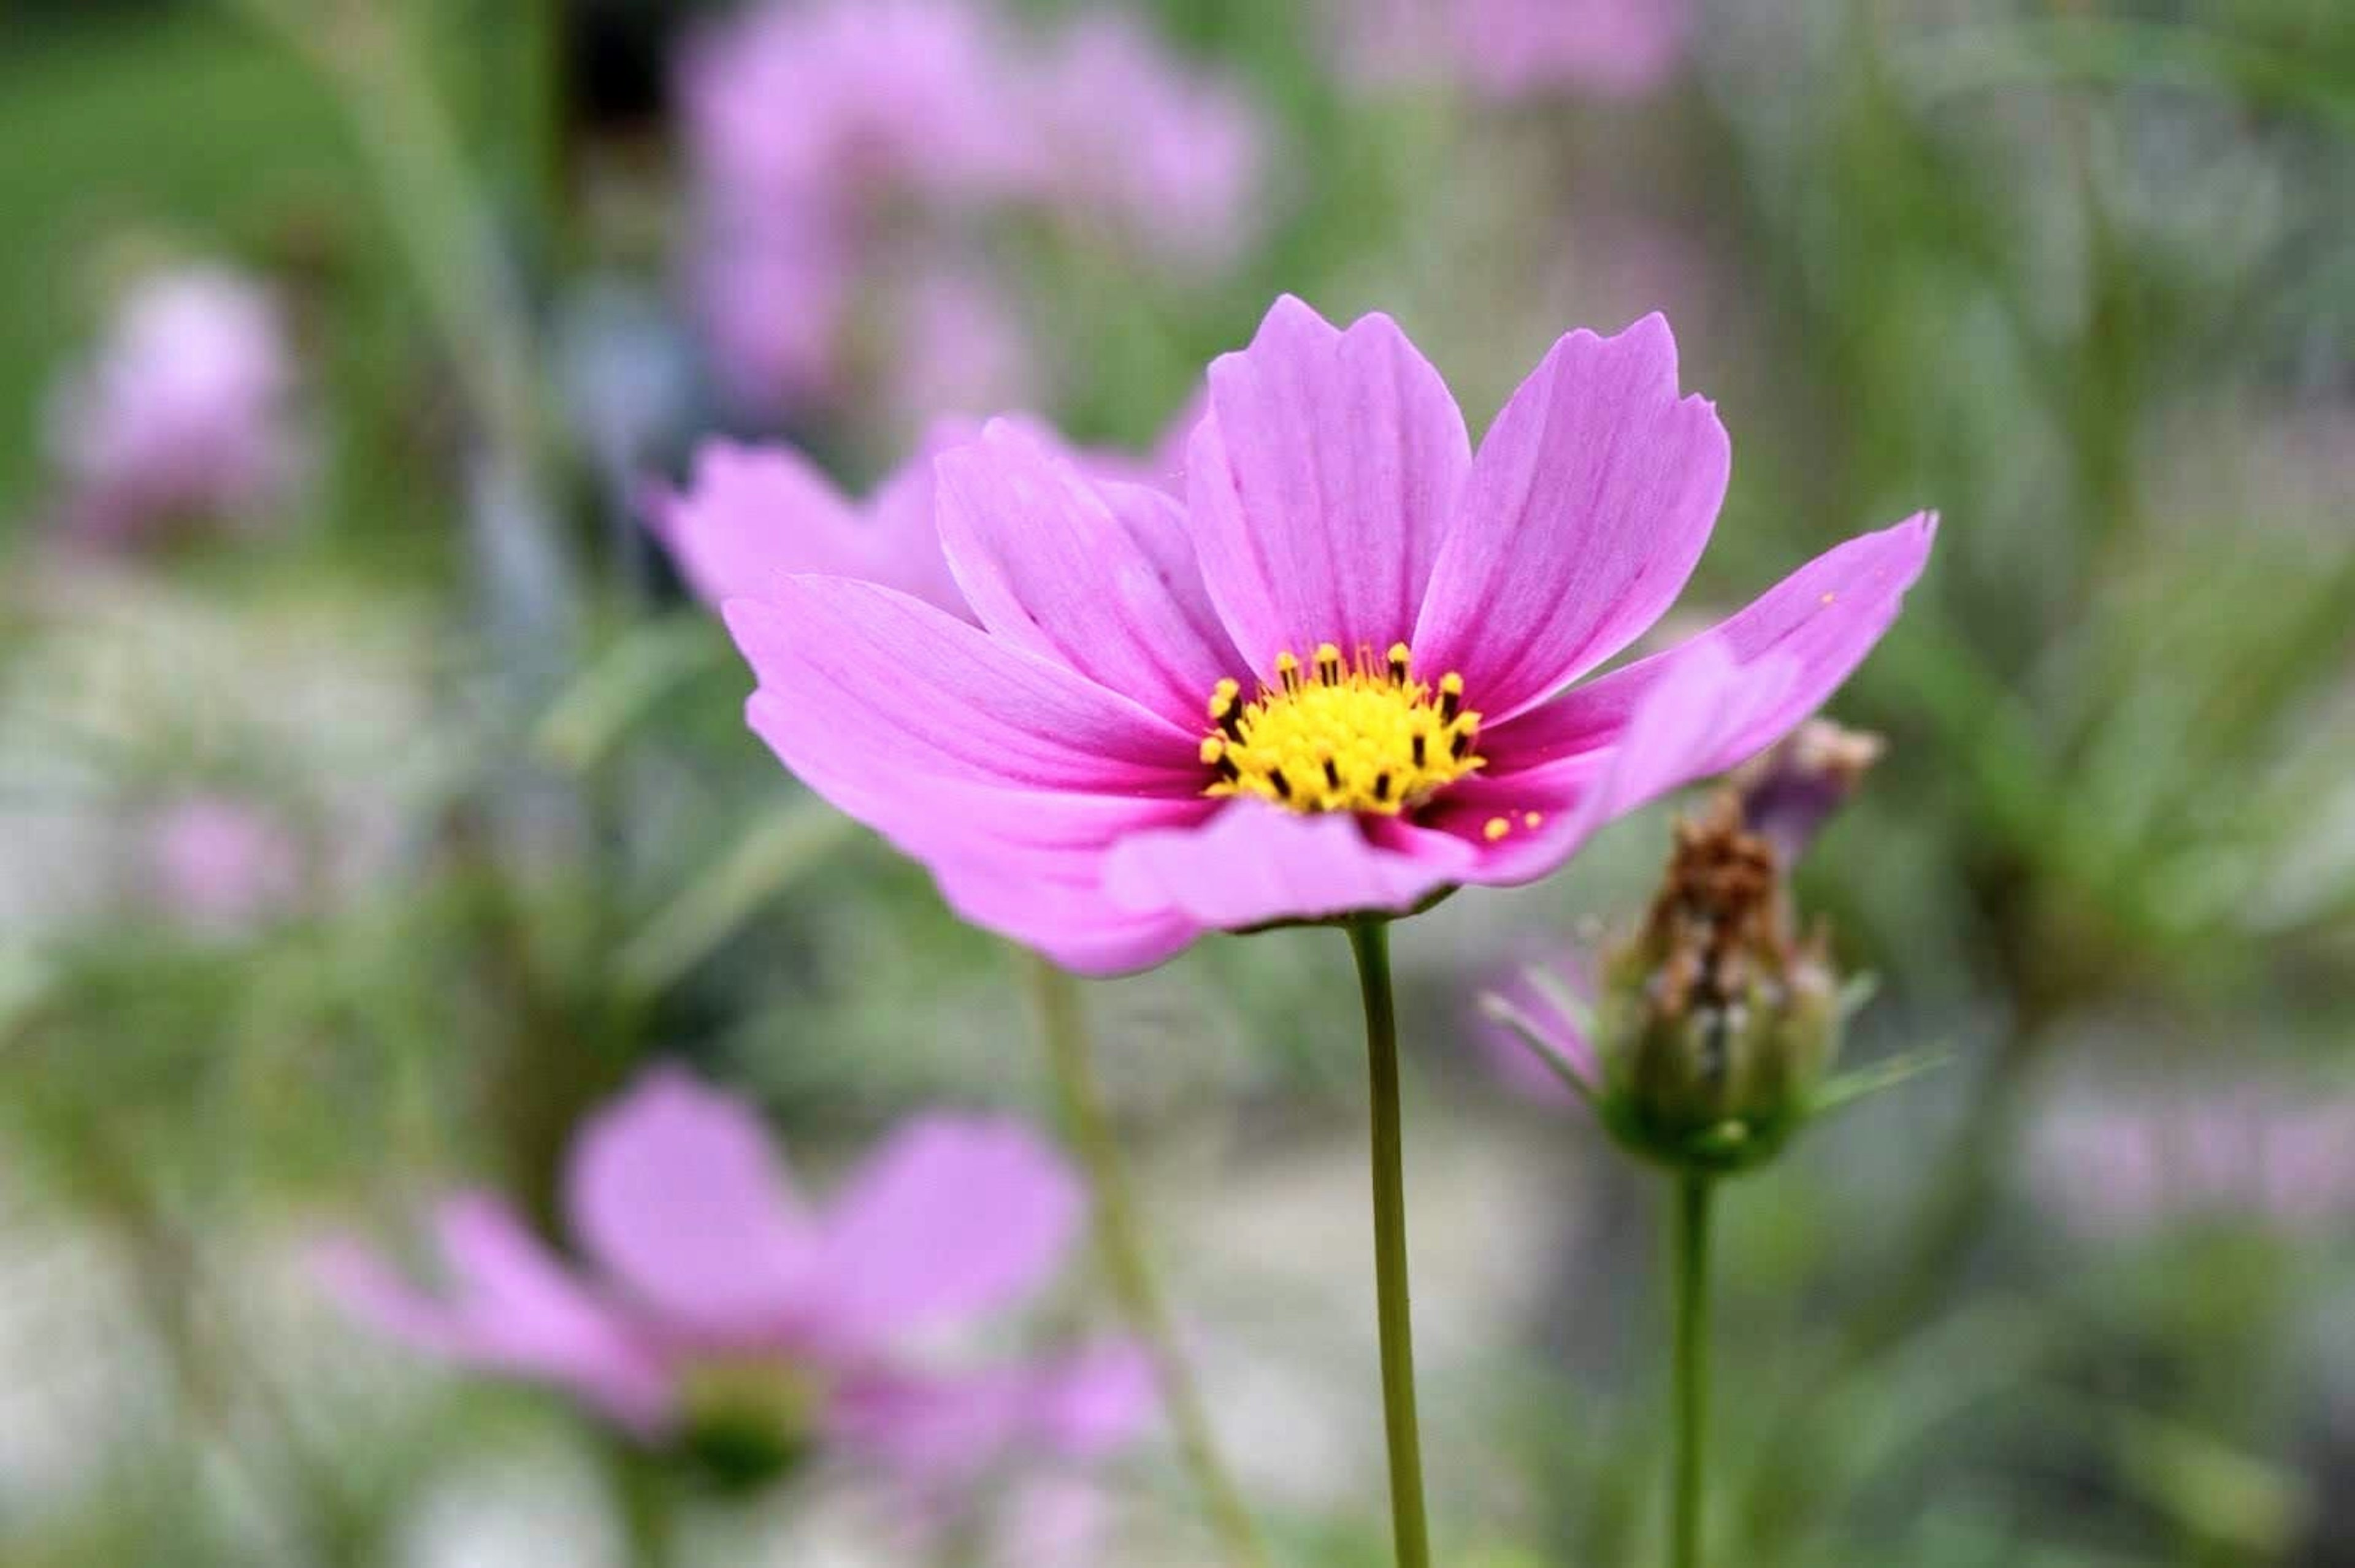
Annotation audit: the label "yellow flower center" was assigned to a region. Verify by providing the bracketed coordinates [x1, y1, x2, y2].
[1200, 641, 1485, 815]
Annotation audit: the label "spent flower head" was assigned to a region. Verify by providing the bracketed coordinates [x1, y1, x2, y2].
[1487, 721, 1923, 1174]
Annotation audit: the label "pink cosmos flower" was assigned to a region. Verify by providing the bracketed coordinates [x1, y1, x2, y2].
[320, 1069, 1150, 1488]
[723, 297, 1933, 975]
[1345, 0, 1695, 101]
[145, 794, 304, 931]
[45, 267, 302, 545]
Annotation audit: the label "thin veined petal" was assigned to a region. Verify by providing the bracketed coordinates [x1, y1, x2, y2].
[1484, 512, 1938, 776]
[810, 1117, 1084, 1352]
[564, 1068, 821, 1340]
[936, 419, 1244, 724]
[726, 578, 1204, 796]
[746, 700, 1214, 973]
[1102, 800, 1472, 930]
[927, 841, 1207, 976]
[1414, 314, 1730, 721]
[1188, 296, 1471, 673]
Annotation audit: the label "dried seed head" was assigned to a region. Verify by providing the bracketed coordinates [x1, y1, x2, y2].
[1593, 792, 1844, 1174]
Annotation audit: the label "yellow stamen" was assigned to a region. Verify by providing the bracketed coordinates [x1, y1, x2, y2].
[1201, 643, 1484, 816]
[1483, 816, 1511, 841]
[1523, 811, 1544, 829]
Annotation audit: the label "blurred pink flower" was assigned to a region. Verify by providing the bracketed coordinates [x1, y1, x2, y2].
[723, 296, 1932, 974]
[1027, 12, 1266, 268]
[676, 0, 1264, 424]
[320, 1069, 1151, 1490]
[881, 269, 1046, 436]
[145, 794, 303, 930]
[677, 0, 1028, 421]
[1344, 0, 1695, 101]
[679, 0, 1029, 215]
[45, 267, 303, 545]
[690, 231, 854, 416]
[2029, 1082, 2355, 1239]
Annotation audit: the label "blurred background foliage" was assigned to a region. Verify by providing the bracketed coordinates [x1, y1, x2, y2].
[1, 0, 2353, 1564]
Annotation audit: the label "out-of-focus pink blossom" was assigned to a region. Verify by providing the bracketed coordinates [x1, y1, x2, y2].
[1344, 0, 1695, 101]
[2029, 1082, 2355, 1239]
[44, 267, 304, 545]
[1027, 12, 1266, 269]
[676, 0, 1265, 425]
[145, 794, 303, 931]
[881, 269, 1046, 437]
[691, 231, 854, 417]
[320, 1069, 1153, 1496]
[676, 0, 1029, 421]
[680, 0, 1030, 218]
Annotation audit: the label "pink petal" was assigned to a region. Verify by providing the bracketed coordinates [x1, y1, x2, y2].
[1020, 1340, 1159, 1458]
[726, 578, 1203, 795]
[645, 427, 978, 616]
[1447, 639, 1793, 885]
[812, 1117, 1084, 1350]
[1187, 296, 1471, 673]
[744, 705, 1213, 973]
[1102, 800, 1472, 930]
[936, 420, 1245, 724]
[928, 843, 1208, 976]
[1484, 513, 1938, 778]
[1413, 314, 1730, 721]
[313, 1199, 675, 1434]
[825, 1342, 1151, 1484]
[564, 1068, 822, 1342]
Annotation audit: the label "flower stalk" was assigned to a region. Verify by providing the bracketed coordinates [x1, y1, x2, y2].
[1025, 955, 1268, 1568]
[1669, 1171, 1715, 1568]
[1347, 916, 1433, 1568]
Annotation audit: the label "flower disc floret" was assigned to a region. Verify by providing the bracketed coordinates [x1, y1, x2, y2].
[1200, 641, 1483, 815]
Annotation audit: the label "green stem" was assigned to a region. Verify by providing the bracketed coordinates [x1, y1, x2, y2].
[1025, 955, 1269, 1568]
[1346, 917, 1431, 1568]
[1670, 1173, 1716, 1568]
